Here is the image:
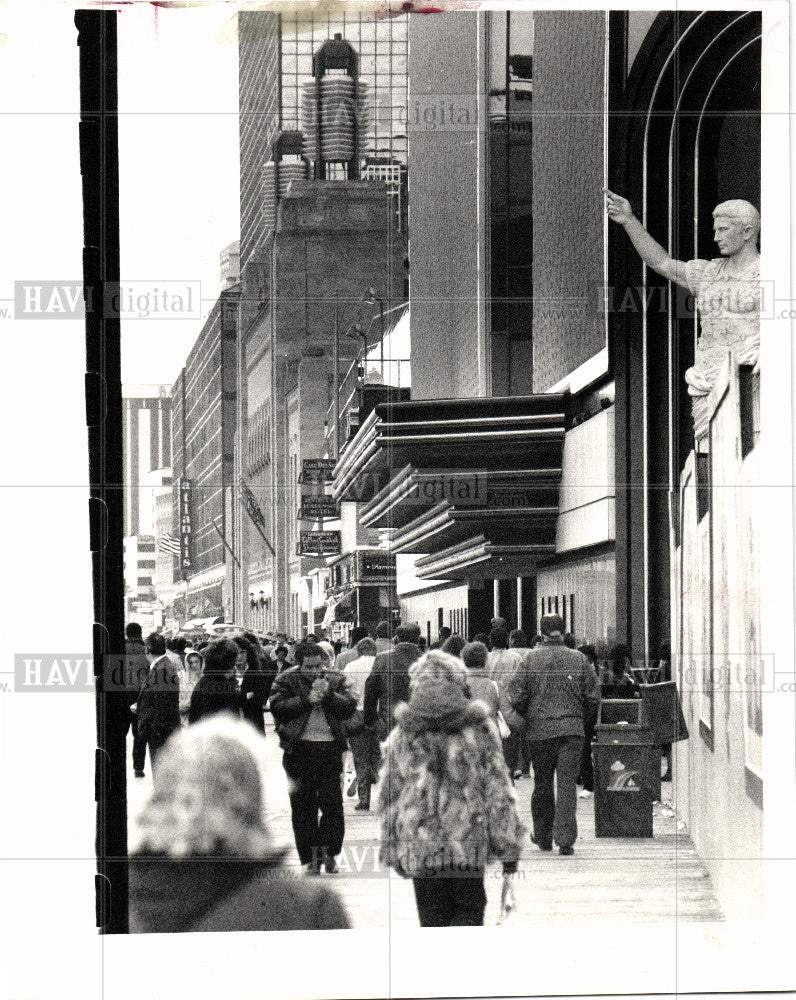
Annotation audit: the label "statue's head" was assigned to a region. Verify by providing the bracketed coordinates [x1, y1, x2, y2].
[712, 200, 760, 253]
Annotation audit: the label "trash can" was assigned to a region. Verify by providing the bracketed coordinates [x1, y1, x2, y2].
[593, 699, 659, 837]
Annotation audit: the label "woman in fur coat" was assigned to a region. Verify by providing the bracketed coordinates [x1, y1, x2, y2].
[377, 649, 526, 926]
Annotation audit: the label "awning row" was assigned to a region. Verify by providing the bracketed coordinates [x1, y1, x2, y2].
[332, 393, 569, 580]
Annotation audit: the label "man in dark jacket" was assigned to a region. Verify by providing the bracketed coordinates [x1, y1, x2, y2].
[269, 642, 357, 874]
[132, 632, 181, 776]
[508, 614, 600, 856]
[363, 623, 422, 739]
[124, 623, 150, 775]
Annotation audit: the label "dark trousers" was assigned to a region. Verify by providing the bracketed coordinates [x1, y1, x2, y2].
[502, 731, 521, 773]
[283, 741, 345, 865]
[133, 724, 174, 774]
[412, 869, 487, 927]
[347, 727, 381, 807]
[528, 735, 583, 850]
[579, 707, 598, 791]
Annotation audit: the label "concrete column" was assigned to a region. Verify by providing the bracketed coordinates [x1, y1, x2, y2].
[493, 579, 500, 618]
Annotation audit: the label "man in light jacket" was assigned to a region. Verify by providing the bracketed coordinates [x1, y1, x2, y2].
[508, 614, 600, 856]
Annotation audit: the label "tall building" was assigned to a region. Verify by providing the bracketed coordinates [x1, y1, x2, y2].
[169, 279, 240, 623]
[234, 11, 409, 635]
[332, 10, 780, 922]
[122, 386, 172, 536]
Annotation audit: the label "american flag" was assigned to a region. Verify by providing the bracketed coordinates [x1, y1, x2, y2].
[158, 533, 181, 556]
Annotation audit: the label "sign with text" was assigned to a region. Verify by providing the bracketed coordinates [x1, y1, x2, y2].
[298, 530, 342, 557]
[178, 478, 192, 574]
[298, 494, 339, 521]
[299, 458, 336, 484]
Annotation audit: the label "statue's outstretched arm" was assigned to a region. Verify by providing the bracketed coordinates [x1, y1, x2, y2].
[605, 190, 690, 289]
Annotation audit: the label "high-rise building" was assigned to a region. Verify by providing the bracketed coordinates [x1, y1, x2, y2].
[332, 10, 771, 921]
[169, 281, 240, 622]
[122, 386, 172, 536]
[234, 11, 409, 635]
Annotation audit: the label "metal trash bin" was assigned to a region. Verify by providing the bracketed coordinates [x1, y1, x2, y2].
[593, 699, 659, 837]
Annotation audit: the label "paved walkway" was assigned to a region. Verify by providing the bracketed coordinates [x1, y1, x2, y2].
[127, 719, 722, 927]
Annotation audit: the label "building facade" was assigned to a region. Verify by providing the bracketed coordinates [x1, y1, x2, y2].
[122, 386, 172, 537]
[331, 9, 787, 923]
[234, 11, 410, 635]
[169, 283, 240, 623]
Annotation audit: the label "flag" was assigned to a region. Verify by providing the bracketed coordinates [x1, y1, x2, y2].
[158, 533, 180, 556]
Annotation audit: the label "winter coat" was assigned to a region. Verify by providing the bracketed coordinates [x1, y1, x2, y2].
[465, 670, 501, 718]
[240, 663, 278, 733]
[507, 638, 601, 741]
[188, 671, 241, 725]
[124, 639, 150, 706]
[129, 854, 350, 933]
[486, 648, 524, 732]
[136, 655, 181, 741]
[363, 642, 421, 738]
[269, 666, 357, 753]
[377, 699, 526, 877]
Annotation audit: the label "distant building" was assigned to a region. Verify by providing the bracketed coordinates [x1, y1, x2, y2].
[234, 12, 409, 635]
[122, 386, 171, 536]
[169, 280, 240, 623]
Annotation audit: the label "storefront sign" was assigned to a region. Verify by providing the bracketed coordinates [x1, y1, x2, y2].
[298, 494, 339, 520]
[359, 552, 396, 578]
[298, 530, 342, 557]
[299, 458, 336, 484]
[178, 478, 192, 574]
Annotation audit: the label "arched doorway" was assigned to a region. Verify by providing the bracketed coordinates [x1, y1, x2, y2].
[609, 10, 761, 661]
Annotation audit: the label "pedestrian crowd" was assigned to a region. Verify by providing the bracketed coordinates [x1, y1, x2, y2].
[125, 615, 671, 931]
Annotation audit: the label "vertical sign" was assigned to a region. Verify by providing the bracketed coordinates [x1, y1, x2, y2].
[179, 478, 192, 576]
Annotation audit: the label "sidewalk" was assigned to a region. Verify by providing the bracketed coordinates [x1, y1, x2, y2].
[127, 720, 723, 928]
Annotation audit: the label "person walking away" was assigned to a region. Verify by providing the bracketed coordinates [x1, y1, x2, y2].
[269, 642, 357, 874]
[236, 633, 277, 735]
[509, 630, 532, 777]
[363, 623, 423, 741]
[129, 715, 350, 932]
[576, 644, 600, 797]
[188, 639, 242, 724]
[124, 623, 150, 775]
[486, 628, 524, 777]
[342, 637, 380, 810]
[179, 650, 204, 726]
[335, 626, 369, 671]
[441, 633, 467, 658]
[132, 633, 180, 777]
[460, 642, 501, 719]
[373, 620, 393, 653]
[378, 650, 526, 927]
[432, 625, 452, 649]
[508, 615, 600, 855]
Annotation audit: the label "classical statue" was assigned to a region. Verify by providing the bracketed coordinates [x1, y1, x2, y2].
[605, 189, 760, 433]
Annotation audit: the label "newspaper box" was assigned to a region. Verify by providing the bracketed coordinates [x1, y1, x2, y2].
[593, 699, 658, 838]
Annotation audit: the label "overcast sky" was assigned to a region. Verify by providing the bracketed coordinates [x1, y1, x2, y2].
[118, 4, 239, 388]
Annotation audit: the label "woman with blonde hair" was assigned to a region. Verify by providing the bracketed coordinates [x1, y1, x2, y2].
[129, 715, 350, 932]
[377, 649, 526, 926]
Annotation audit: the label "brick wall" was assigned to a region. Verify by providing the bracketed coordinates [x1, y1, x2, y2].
[532, 13, 606, 392]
